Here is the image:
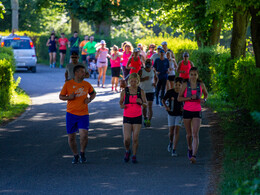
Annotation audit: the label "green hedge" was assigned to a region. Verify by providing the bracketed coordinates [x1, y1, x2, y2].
[0, 47, 16, 109]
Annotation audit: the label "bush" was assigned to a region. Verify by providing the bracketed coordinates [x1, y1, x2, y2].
[0, 47, 16, 109]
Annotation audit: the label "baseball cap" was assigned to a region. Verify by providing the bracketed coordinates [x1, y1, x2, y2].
[161, 41, 167, 45]
[134, 48, 139, 52]
[100, 40, 106, 44]
[183, 52, 189, 57]
[137, 43, 142, 47]
[157, 46, 163, 50]
[149, 43, 156, 48]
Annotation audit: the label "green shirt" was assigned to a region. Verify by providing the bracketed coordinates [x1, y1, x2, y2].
[83, 41, 97, 54]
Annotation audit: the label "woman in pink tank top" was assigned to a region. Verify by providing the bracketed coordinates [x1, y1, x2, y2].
[126, 48, 142, 74]
[110, 45, 122, 92]
[178, 67, 208, 164]
[177, 52, 194, 80]
[121, 42, 133, 79]
[119, 73, 147, 163]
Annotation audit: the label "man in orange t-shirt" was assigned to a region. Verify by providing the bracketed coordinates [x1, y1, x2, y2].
[79, 35, 89, 66]
[59, 65, 96, 164]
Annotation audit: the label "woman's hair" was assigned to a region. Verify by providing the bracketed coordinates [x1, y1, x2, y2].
[166, 51, 172, 58]
[110, 45, 118, 55]
[122, 41, 133, 52]
[128, 73, 140, 86]
[189, 67, 202, 82]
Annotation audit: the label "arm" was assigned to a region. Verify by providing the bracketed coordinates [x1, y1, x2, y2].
[85, 91, 96, 104]
[126, 57, 132, 69]
[173, 59, 178, 69]
[177, 61, 184, 73]
[201, 82, 208, 103]
[137, 89, 147, 108]
[177, 82, 191, 102]
[153, 69, 158, 87]
[119, 90, 126, 109]
[59, 92, 75, 101]
[190, 61, 194, 68]
[65, 70, 68, 81]
[46, 39, 50, 47]
[140, 55, 145, 66]
[95, 49, 100, 59]
[162, 92, 170, 111]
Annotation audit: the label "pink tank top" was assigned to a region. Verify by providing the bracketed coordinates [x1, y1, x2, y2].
[122, 51, 132, 67]
[147, 51, 156, 59]
[179, 60, 191, 79]
[129, 57, 141, 74]
[110, 54, 121, 68]
[183, 85, 202, 111]
[123, 95, 142, 117]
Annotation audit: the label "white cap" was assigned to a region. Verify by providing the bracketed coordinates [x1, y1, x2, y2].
[100, 40, 106, 44]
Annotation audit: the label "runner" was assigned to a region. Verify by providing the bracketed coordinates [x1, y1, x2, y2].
[119, 73, 147, 163]
[161, 41, 175, 59]
[138, 59, 158, 127]
[110, 45, 122, 92]
[177, 52, 194, 81]
[121, 41, 133, 79]
[79, 35, 89, 66]
[137, 43, 147, 61]
[65, 52, 89, 81]
[46, 33, 57, 68]
[178, 67, 208, 163]
[166, 51, 178, 90]
[89, 59, 97, 79]
[96, 40, 109, 88]
[146, 44, 156, 60]
[68, 31, 80, 56]
[162, 77, 184, 157]
[153, 49, 170, 106]
[83, 36, 97, 64]
[59, 64, 96, 164]
[151, 45, 163, 64]
[126, 48, 142, 75]
[58, 33, 69, 68]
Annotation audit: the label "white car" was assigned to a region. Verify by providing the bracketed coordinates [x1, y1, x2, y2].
[1, 34, 37, 72]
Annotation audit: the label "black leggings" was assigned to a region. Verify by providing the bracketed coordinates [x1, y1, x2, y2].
[156, 78, 167, 100]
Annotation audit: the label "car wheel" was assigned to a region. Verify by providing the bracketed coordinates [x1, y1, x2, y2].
[31, 66, 36, 73]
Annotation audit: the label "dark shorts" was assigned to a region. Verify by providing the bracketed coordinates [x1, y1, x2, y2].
[168, 75, 175, 81]
[66, 112, 89, 134]
[70, 50, 79, 55]
[146, 92, 154, 102]
[111, 67, 120, 77]
[183, 110, 202, 119]
[123, 115, 142, 124]
[49, 49, 57, 53]
[59, 50, 66, 54]
[82, 55, 87, 61]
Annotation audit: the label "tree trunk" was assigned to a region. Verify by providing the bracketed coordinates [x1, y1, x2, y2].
[230, 8, 251, 59]
[249, 7, 260, 68]
[209, 16, 223, 46]
[95, 20, 111, 37]
[71, 12, 79, 34]
[11, 0, 19, 31]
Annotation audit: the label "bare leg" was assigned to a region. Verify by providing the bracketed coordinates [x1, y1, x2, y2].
[79, 129, 88, 153]
[53, 52, 57, 64]
[111, 77, 115, 89]
[173, 126, 180, 150]
[132, 124, 142, 155]
[147, 101, 153, 120]
[115, 77, 119, 89]
[68, 133, 78, 155]
[123, 123, 132, 151]
[49, 53, 53, 65]
[184, 119, 192, 150]
[98, 67, 103, 83]
[60, 53, 63, 65]
[102, 66, 107, 85]
[191, 118, 201, 156]
[169, 126, 174, 143]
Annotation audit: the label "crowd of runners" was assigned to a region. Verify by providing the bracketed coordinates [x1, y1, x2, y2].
[57, 31, 208, 165]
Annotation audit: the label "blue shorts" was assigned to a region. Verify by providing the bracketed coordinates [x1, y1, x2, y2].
[66, 112, 89, 134]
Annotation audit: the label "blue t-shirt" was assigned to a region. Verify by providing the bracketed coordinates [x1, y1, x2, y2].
[154, 58, 169, 80]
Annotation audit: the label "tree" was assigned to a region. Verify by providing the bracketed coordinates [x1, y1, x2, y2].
[0, 1, 5, 19]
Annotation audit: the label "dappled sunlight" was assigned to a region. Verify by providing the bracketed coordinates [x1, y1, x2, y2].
[31, 92, 62, 105]
[92, 116, 122, 126]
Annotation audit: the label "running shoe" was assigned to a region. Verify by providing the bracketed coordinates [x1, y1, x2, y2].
[124, 150, 131, 162]
[171, 149, 178, 157]
[132, 155, 137, 164]
[155, 97, 159, 105]
[167, 142, 173, 152]
[159, 100, 163, 107]
[72, 154, 79, 164]
[143, 119, 147, 127]
[188, 149, 193, 160]
[190, 155, 196, 164]
[146, 120, 151, 127]
[115, 88, 118, 93]
[79, 153, 87, 163]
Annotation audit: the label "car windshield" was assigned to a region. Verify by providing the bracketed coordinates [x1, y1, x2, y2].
[4, 39, 31, 49]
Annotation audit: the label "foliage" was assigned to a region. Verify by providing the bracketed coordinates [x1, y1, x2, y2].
[0, 46, 16, 109]
[0, 1, 5, 19]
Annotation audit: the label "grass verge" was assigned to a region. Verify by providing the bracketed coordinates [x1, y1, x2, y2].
[0, 87, 30, 125]
[207, 93, 260, 194]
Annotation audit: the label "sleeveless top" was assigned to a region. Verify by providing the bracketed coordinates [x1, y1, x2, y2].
[123, 87, 142, 117]
[183, 81, 202, 112]
[110, 54, 121, 68]
[122, 51, 132, 67]
[129, 56, 141, 74]
[49, 39, 56, 51]
[139, 68, 155, 93]
[97, 48, 108, 64]
[147, 51, 156, 59]
[179, 60, 191, 79]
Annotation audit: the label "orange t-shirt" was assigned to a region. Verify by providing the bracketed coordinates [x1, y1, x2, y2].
[79, 40, 89, 55]
[60, 80, 94, 116]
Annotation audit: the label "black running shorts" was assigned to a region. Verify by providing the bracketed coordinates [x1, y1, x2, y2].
[183, 110, 202, 119]
[123, 115, 142, 124]
[146, 92, 154, 102]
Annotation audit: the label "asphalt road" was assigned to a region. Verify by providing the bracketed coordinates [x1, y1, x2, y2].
[0, 64, 212, 195]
